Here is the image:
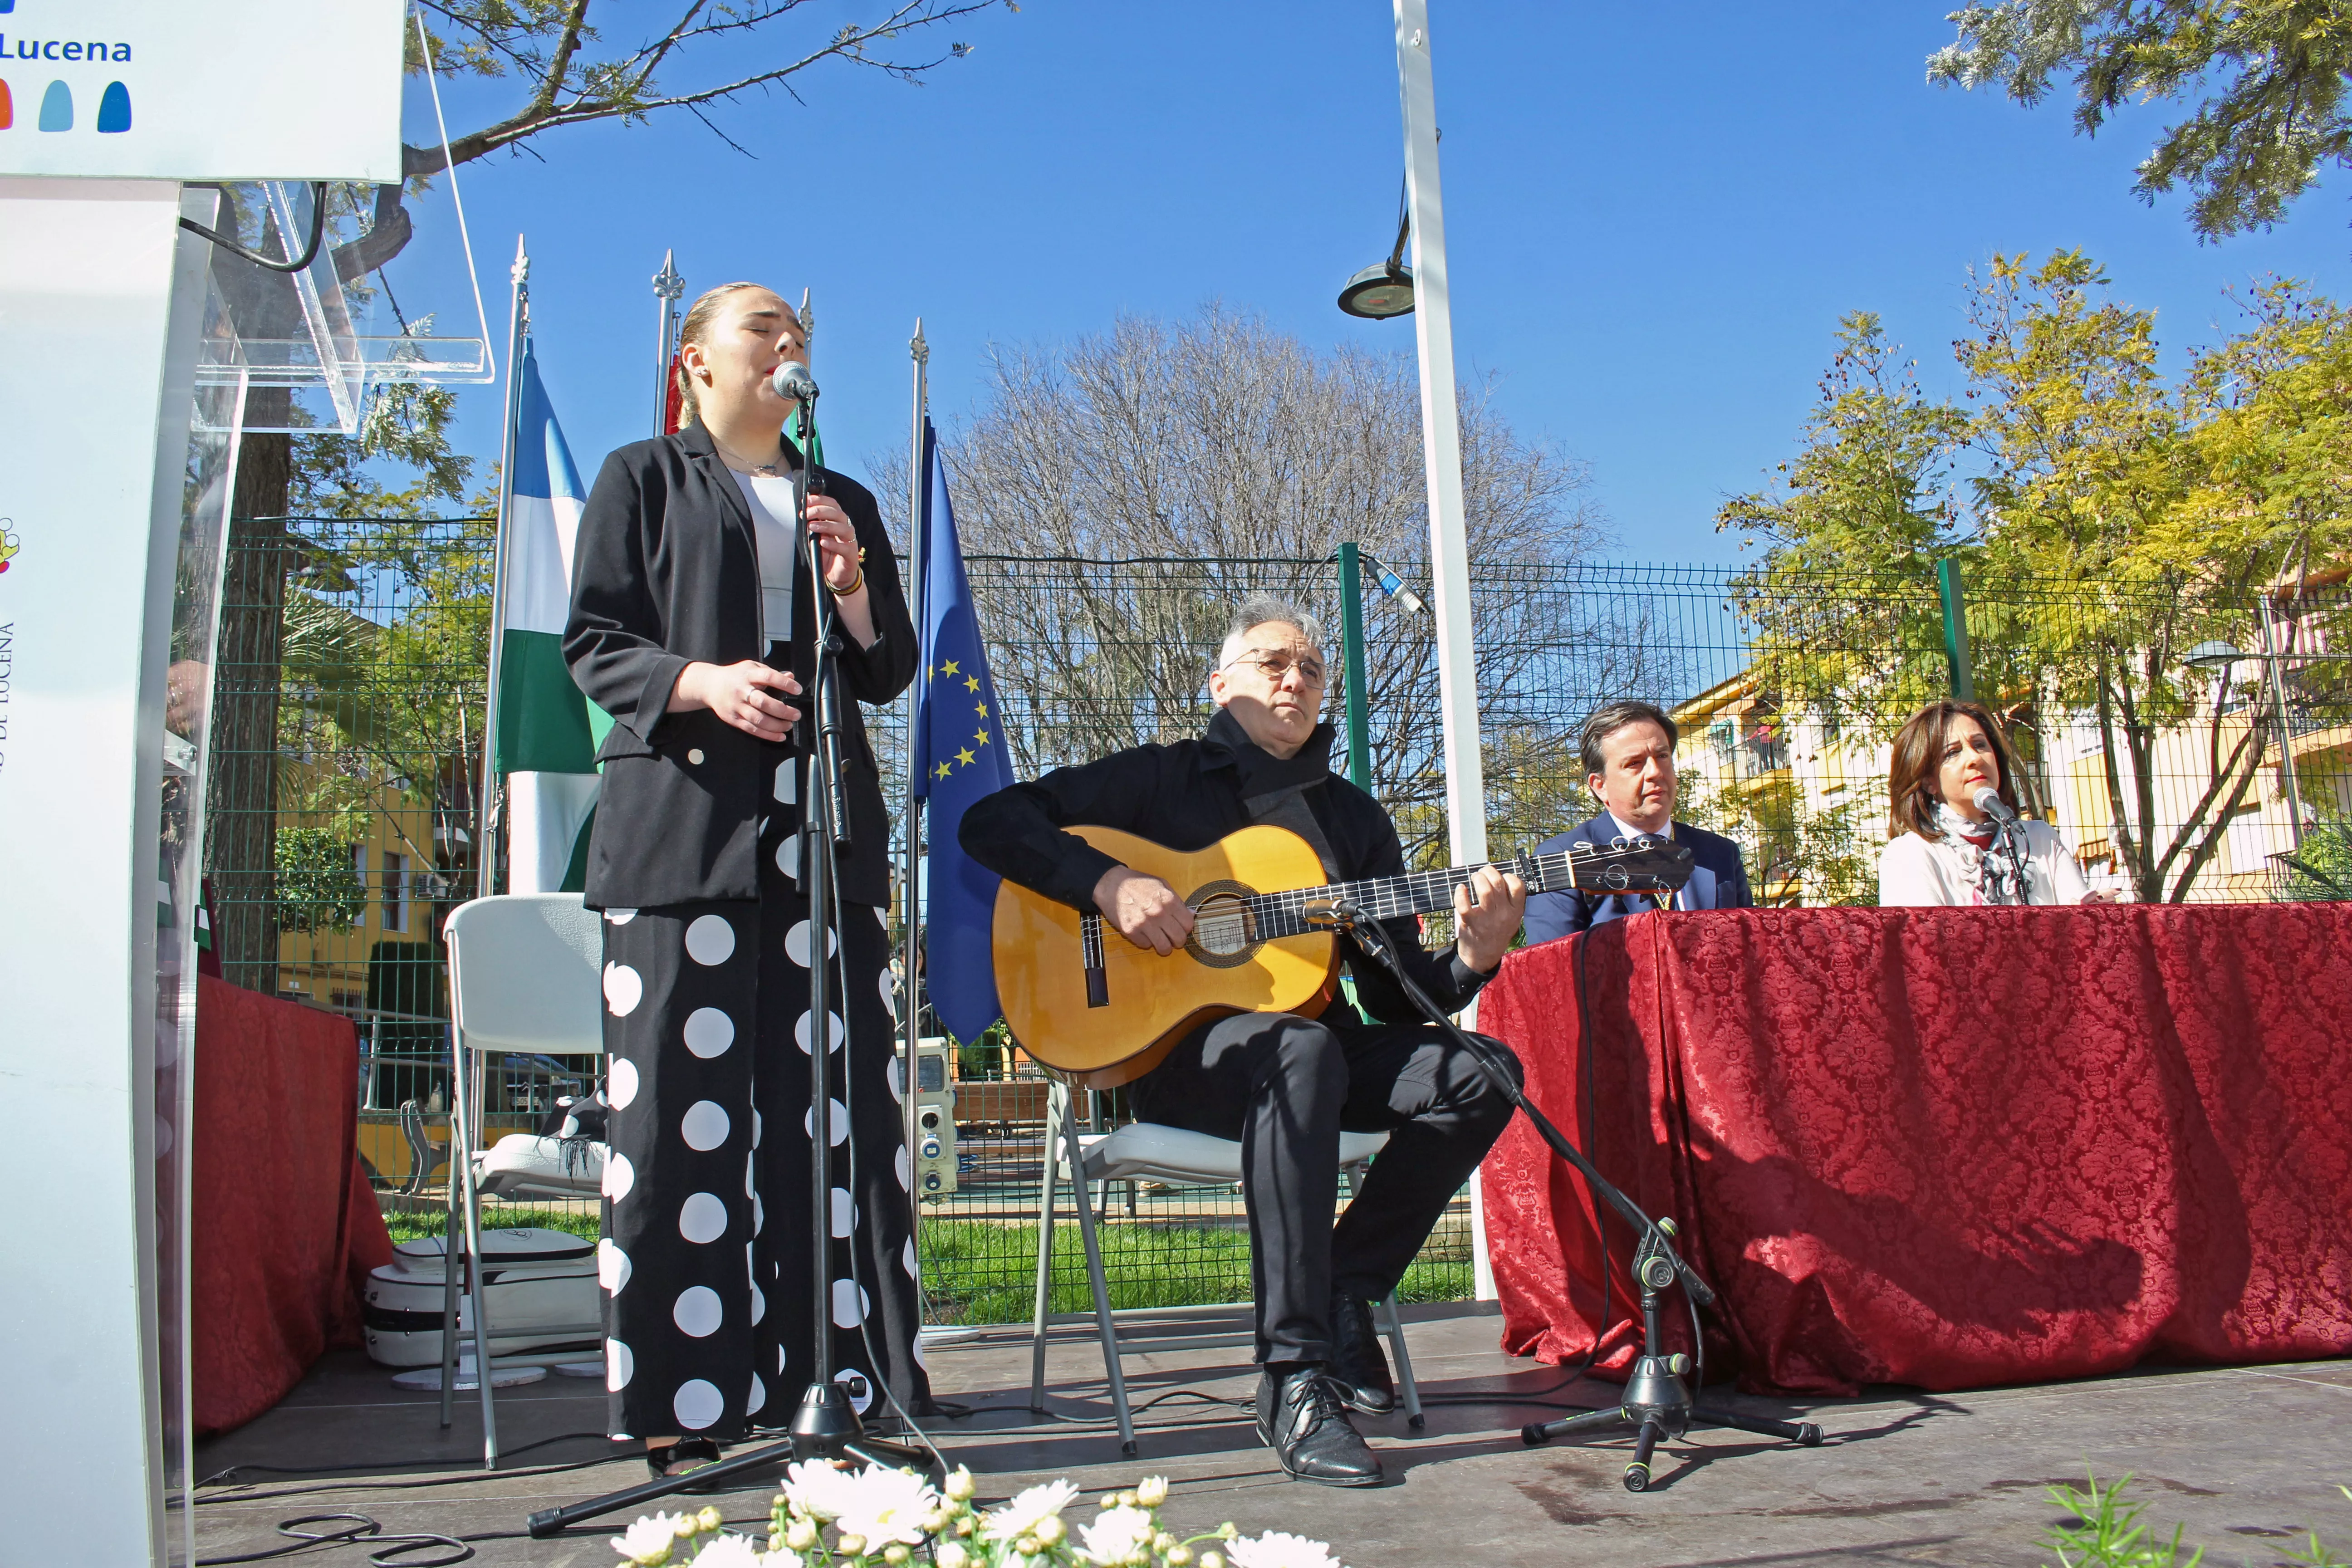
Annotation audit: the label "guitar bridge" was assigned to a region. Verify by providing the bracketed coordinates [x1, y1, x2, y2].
[1080, 912, 1108, 1009]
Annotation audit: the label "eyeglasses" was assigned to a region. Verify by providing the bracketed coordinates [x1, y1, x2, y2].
[1224, 652, 1327, 688]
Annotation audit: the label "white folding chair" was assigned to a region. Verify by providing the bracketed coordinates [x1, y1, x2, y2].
[1026, 1078, 1425, 1457]
[441, 892, 606, 1468]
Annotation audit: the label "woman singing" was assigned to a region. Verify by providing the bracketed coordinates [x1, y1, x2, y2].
[564, 283, 928, 1476]
[1878, 699, 2112, 907]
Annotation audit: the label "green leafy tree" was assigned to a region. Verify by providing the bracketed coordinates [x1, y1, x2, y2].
[1931, 1, 2352, 240]
[274, 825, 369, 934]
[1722, 253, 2352, 903]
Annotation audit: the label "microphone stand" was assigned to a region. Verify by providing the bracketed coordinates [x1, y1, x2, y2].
[1312, 900, 1821, 1494]
[528, 392, 932, 1542]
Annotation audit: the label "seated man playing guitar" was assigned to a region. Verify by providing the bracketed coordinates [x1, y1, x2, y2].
[960, 596, 1526, 1488]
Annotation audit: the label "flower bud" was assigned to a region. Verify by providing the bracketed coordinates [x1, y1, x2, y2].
[1016, 1535, 1040, 1557]
[1117, 1490, 1138, 1509]
[955, 1517, 976, 1538]
[769, 1534, 785, 1553]
[945, 1467, 979, 1502]
[1154, 1533, 1177, 1553]
[1135, 1477, 1169, 1509]
[884, 1545, 911, 1564]
[697, 1506, 724, 1533]
[1167, 1548, 1193, 1566]
[1034, 1516, 1067, 1546]
[1201, 1553, 1226, 1568]
[937, 1545, 970, 1568]
[786, 1520, 818, 1551]
[839, 1534, 868, 1558]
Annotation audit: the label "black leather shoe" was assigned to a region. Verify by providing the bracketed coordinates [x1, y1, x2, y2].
[1328, 1292, 1397, 1415]
[1255, 1364, 1383, 1487]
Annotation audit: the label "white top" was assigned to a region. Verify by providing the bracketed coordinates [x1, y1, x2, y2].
[1878, 818, 2094, 907]
[729, 470, 799, 645]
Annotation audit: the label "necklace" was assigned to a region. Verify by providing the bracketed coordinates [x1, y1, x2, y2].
[713, 436, 787, 478]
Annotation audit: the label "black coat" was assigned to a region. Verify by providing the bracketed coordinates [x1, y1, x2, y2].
[563, 423, 916, 910]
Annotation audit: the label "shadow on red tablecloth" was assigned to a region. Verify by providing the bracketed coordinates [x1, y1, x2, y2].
[1478, 904, 2352, 1396]
[192, 975, 396, 1436]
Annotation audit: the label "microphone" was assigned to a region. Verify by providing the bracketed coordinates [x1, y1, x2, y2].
[1972, 785, 2019, 824]
[770, 361, 819, 403]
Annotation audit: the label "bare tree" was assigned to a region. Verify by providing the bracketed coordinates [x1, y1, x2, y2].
[934, 305, 1624, 862]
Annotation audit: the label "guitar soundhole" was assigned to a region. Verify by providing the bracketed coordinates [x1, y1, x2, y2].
[1186, 882, 1259, 968]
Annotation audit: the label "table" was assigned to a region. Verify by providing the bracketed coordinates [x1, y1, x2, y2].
[1476, 905, 2352, 1395]
[193, 975, 395, 1435]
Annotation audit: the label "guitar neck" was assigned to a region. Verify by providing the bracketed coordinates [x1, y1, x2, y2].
[1247, 853, 1572, 941]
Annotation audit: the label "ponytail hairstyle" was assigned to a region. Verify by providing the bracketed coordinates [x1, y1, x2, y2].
[672, 282, 795, 429]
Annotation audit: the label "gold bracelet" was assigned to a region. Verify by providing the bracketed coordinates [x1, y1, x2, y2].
[837, 565, 866, 597]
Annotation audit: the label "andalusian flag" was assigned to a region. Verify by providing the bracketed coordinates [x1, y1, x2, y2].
[494, 344, 608, 892]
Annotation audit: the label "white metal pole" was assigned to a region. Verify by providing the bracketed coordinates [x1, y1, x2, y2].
[475, 237, 529, 901]
[1394, 0, 1487, 871]
[1395, 0, 1498, 1301]
[902, 320, 930, 1296]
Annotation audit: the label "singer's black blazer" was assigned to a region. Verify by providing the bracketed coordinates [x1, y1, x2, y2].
[564, 421, 916, 910]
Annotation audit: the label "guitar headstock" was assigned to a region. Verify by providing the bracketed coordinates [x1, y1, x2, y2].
[1563, 836, 1695, 894]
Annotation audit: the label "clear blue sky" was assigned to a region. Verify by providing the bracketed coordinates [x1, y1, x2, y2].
[385, 1, 2352, 565]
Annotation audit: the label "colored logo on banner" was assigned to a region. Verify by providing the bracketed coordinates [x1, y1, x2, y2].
[0, 522, 19, 575]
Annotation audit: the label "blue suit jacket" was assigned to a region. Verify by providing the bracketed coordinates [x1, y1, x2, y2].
[1522, 813, 1754, 946]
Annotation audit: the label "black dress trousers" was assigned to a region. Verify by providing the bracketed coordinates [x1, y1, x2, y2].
[1130, 1010, 1520, 1367]
[598, 725, 930, 1441]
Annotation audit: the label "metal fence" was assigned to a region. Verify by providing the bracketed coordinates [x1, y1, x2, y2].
[202, 523, 2352, 1321]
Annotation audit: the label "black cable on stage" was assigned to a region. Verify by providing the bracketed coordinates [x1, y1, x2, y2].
[196, 1433, 615, 1489]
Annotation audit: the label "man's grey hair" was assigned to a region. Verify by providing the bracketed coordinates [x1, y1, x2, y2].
[1218, 595, 1326, 667]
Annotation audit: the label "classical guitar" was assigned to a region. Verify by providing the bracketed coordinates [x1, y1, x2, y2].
[991, 823, 1694, 1087]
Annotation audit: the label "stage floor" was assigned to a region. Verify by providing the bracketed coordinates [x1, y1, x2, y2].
[192, 1302, 2352, 1566]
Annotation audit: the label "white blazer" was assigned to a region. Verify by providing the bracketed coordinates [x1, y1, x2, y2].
[1878, 818, 2094, 907]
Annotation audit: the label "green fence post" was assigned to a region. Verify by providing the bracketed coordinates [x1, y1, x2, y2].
[1936, 557, 1976, 701]
[1338, 543, 1374, 788]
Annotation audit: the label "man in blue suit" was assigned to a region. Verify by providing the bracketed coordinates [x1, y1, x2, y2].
[1523, 699, 1753, 945]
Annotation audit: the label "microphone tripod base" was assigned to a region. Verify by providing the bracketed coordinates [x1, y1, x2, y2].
[1518, 1352, 1822, 1493]
[524, 1387, 941, 1540]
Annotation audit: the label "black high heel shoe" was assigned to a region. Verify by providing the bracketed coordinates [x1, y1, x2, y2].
[645, 1436, 725, 1485]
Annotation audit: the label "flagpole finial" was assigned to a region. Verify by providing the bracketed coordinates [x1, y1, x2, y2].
[653, 249, 683, 303]
[911, 318, 929, 365]
[511, 233, 529, 286]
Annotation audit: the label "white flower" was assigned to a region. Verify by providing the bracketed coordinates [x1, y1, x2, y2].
[936, 1544, 971, 1568]
[1225, 1532, 1345, 1568]
[611, 1512, 687, 1565]
[1075, 1505, 1159, 1565]
[833, 1465, 941, 1548]
[686, 1536, 769, 1568]
[983, 1480, 1082, 1542]
[782, 1459, 864, 1522]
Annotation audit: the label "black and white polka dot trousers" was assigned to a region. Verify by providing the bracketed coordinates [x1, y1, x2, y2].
[596, 763, 931, 1442]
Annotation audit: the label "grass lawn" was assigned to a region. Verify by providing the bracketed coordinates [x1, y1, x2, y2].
[387, 1207, 1472, 1326]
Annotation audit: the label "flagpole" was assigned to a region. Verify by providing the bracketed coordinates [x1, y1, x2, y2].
[901, 319, 931, 1293]
[476, 236, 530, 902]
[651, 250, 683, 437]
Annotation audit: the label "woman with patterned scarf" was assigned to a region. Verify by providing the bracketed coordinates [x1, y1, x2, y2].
[1877, 699, 2117, 906]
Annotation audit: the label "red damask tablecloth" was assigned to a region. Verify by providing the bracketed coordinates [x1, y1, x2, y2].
[192, 975, 395, 1435]
[1476, 905, 2352, 1396]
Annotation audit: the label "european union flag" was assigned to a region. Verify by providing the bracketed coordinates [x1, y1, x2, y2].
[914, 421, 1016, 1042]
